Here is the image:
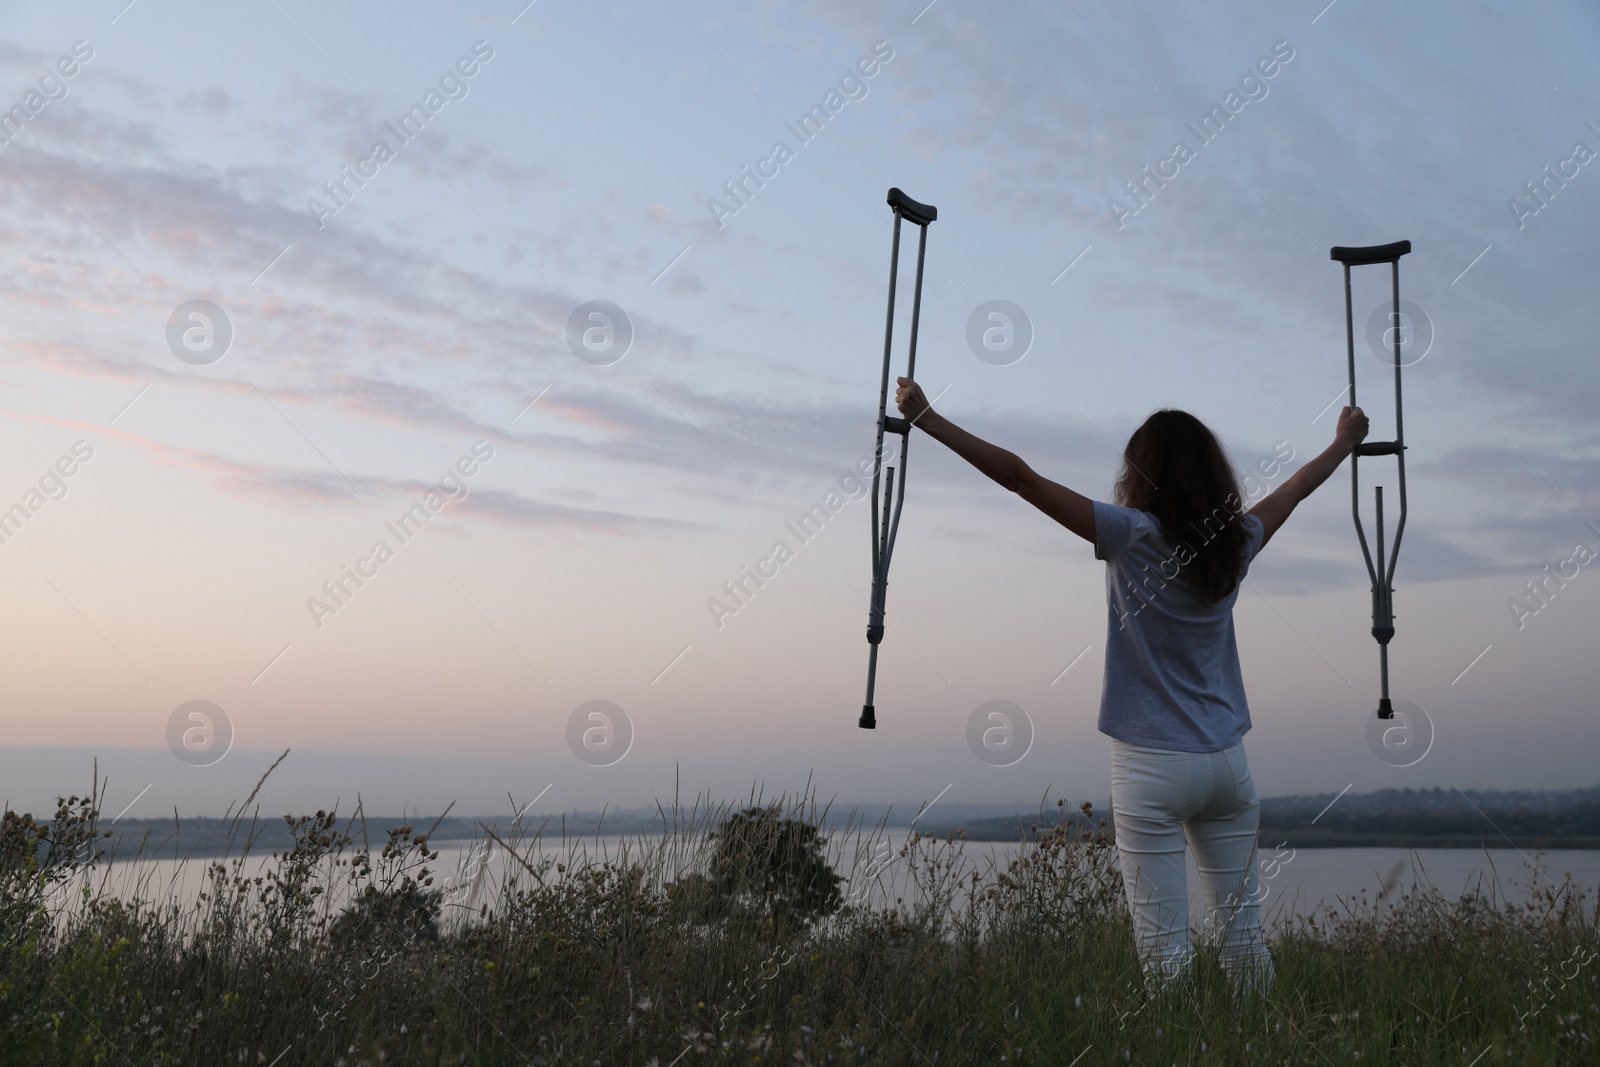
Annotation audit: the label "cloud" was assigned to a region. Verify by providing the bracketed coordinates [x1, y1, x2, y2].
[0, 404, 690, 535]
[4, 1, 1594, 593]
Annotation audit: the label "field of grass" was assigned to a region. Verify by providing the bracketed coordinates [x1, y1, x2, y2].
[4, 772, 1598, 1066]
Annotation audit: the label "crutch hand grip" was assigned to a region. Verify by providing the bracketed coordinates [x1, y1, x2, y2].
[1354, 441, 1405, 456]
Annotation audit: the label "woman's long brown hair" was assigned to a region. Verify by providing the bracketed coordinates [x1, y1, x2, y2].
[1112, 409, 1250, 604]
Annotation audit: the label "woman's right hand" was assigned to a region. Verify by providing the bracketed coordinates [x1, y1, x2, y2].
[1335, 405, 1369, 451]
[895, 376, 932, 424]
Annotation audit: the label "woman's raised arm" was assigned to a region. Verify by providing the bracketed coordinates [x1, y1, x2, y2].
[1250, 405, 1369, 549]
[895, 377, 1096, 544]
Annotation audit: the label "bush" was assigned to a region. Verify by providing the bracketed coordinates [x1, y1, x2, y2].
[672, 802, 843, 940]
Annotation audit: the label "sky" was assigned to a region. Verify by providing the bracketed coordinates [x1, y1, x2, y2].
[1, 0, 1596, 822]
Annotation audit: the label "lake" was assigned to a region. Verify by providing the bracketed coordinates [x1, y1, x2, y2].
[65, 835, 1599, 933]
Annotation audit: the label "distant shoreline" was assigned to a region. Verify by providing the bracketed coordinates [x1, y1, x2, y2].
[29, 782, 1600, 858]
[81, 812, 1600, 859]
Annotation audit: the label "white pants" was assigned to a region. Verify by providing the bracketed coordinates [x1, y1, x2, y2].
[1109, 739, 1274, 993]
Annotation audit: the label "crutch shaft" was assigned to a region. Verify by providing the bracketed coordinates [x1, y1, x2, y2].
[1373, 486, 1393, 639]
[905, 224, 929, 382]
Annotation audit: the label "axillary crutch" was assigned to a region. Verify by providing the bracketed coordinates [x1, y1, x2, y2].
[1329, 239, 1411, 720]
[860, 187, 937, 730]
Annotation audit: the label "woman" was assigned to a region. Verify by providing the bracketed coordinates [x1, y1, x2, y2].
[892, 376, 1369, 992]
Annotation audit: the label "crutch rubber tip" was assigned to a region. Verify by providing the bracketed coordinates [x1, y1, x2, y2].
[859, 705, 876, 730]
[1377, 698, 1394, 720]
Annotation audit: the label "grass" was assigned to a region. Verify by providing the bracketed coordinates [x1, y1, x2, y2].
[3, 771, 1598, 1066]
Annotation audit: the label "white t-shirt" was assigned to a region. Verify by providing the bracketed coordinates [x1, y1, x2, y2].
[1092, 500, 1266, 753]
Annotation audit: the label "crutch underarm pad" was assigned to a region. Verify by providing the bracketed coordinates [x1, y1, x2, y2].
[1330, 240, 1411, 265]
[887, 188, 938, 225]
